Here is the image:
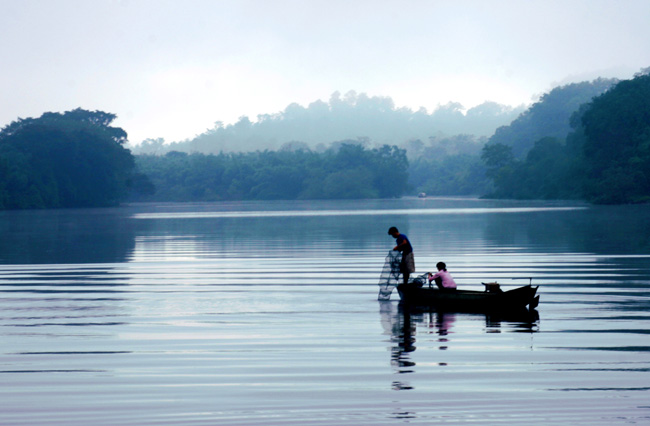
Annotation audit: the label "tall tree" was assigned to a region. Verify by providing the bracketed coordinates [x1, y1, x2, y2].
[0, 109, 135, 209]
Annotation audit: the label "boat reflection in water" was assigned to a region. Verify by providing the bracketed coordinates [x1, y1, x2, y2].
[380, 301, 539, 391]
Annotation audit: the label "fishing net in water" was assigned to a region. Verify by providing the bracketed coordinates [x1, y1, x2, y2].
[378, 250, 403, 300]
[378, 251, 429, 300]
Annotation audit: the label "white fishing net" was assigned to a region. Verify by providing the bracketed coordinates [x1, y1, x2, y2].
[378, 250, 403, 300]
[378, 251, 429, 300]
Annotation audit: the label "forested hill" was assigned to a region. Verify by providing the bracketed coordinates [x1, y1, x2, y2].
[131, 91, 524, 154]
[482, 72, 650, 204]
[406, 78, 620, 198]
[486, 78, 617, 158]
[3, 74, 650, 210]
[0, 109, 137, 209]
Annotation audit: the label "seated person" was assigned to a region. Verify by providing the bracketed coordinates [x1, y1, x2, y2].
[428, 262, 457, 290]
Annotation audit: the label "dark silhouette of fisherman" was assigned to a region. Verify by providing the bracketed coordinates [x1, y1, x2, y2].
[388, 226, 415, 285]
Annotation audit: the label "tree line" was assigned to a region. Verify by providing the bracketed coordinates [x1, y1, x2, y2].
[482, 72, 650, 204]
[0, 109, 409, 208]
[133, 143, 409, 201]
[2, 71, 649, 210]
[404, 78, 619, 198]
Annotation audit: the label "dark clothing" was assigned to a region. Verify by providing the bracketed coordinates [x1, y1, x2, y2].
[400, 251, 416, 274]
[395, 234, 413, 255]
[395, 233, 414, 277]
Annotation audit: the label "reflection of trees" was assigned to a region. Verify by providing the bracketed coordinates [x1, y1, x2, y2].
[132, 202, 413, 258]
[0, 208, 142, 264]
[484, 205, 650, 255]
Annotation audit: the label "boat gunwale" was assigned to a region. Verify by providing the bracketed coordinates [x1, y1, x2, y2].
[396, 283, 539, 311]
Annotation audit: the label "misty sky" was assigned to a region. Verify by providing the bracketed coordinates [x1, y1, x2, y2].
[2, 0, 649, 143]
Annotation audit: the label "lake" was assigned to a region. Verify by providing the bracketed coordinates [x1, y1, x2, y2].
[1, 198, 649, 425]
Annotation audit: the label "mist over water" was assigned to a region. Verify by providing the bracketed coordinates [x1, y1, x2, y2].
[1, 198, 649, 425]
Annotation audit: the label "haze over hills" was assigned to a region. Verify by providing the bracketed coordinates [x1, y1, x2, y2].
[2, 73, 648, 209]
[130, 91, 525, 155]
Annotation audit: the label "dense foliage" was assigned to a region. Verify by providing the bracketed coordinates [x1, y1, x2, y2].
[406, 134, 491, 196]
[5, 74, 649, 210]
[407, 79, 617, 198]
[482, 73, 650, 204]
[0, 109, 135, 209]
[132, 91, 523, 154]
[133, 143, 409, 201]
[580, 74, 650, 203]
[481, 138, 577, 200]
[487, 79, 616, 157]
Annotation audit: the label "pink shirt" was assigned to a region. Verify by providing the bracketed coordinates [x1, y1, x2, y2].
[429, 270, 457, 289]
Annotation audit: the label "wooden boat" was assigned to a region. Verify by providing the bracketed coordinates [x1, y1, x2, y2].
[396, 282, 539, 313]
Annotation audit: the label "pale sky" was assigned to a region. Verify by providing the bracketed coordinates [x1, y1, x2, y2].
[2, 0, 649, 143]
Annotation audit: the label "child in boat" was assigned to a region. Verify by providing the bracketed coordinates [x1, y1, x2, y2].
[428, 262, 457, 290]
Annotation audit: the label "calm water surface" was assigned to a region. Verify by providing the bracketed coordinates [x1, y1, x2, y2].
[1, 198, 649, 425]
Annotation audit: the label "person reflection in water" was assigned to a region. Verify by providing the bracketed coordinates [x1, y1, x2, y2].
[428, 262, 457, 290]
[388, 226, 415, 285]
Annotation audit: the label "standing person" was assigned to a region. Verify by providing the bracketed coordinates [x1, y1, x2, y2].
[428, 262, 457, 290]
[388, 226, 415, 284]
